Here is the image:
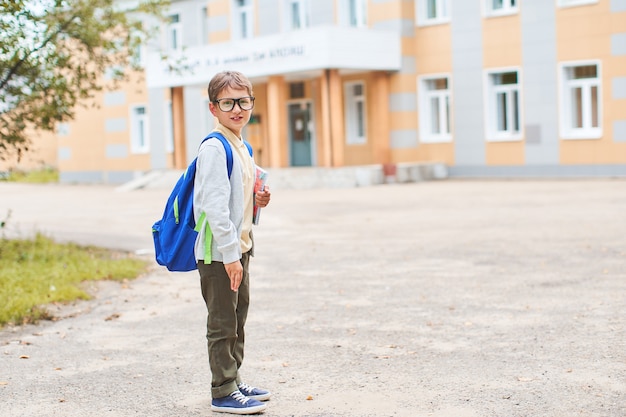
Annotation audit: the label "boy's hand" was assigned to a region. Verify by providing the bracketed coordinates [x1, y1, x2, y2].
[224, 260, 243, 291]
[255, 185, 271, 208]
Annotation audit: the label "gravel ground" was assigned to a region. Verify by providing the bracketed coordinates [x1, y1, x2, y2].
[0, 179, 625, 417]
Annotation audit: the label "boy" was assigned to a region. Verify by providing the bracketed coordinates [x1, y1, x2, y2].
[193, 71, 271, 414]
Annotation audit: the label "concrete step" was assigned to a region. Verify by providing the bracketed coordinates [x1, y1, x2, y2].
[116, 163, 448, 191]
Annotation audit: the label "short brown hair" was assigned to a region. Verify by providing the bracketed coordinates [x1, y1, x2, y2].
[207, 71, 253, 102]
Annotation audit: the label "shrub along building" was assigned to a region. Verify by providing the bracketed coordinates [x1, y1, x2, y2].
[53, 0, 626, 184]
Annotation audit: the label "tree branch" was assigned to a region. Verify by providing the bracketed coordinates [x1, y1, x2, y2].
[0, 12, 79, 92]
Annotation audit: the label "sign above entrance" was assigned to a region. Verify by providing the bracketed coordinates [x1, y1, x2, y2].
[208, 45, 306, 68]
[145, 26, 401, 88]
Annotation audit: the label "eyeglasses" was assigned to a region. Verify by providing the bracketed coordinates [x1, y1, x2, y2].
[213, 96, 255, 112]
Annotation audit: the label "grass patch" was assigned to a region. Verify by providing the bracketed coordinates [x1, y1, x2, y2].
[0, 234, 149, 327]
[1, 167, 59, 183]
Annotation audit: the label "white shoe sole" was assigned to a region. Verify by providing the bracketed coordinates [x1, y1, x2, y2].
[211, 402, 267, 414]
[246, 392, 271, 401]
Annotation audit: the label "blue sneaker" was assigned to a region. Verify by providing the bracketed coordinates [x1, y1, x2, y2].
[238, 382, 272, 401]
[211, 390, 267, 414]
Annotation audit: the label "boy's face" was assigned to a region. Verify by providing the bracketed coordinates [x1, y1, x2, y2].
[209, 86, 253, 137]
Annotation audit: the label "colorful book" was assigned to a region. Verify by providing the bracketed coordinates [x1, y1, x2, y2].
[253, 166, 268, 225]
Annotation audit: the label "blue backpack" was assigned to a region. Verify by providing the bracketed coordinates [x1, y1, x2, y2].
[152, 132, 253, 272]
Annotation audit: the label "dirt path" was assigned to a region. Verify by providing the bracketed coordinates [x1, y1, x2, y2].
[1, 180, 625, 417]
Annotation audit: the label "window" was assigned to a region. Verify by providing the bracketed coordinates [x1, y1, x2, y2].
[167, 13, 182, 51]
[416, 0, 450, 26]
[344, 82, 367, 144]
[484, 0, 518, 17]
[57, 123, 70, 136]
[557, 0, 599, 8]
[286, 0, 309, 30]
[130, 105, 149, 153]
[485, 69, 522, 141]
[289, 82, 305, 99]
[131, 42, 145, 68]
[418, 75, 452, 143]
[559, 62, 601, 139]
[342, 0, 367, 28]
[130, 28, 146, 68]
[200, 6, 210, 45]
[234, 0, 254, 39]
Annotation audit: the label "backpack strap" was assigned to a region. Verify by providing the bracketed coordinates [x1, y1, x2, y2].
[200, 132, 254, 176]
[201, 132, 234, 178]
[244, 140, 253, 157]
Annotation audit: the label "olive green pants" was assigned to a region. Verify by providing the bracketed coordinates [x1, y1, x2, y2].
[198, 252, 250, 399]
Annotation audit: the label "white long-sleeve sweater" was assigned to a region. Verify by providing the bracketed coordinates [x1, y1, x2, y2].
[193, 126, 255, 264]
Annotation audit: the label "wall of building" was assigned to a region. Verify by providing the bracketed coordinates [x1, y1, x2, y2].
[0, 130, 57, 174]
[557, 1, 626, 166]
[430, 0, 625, 176]
[411, 9, 454, 166]
[18, 0, 623, 183]
[58, 71, 154, 183]
[521, 0, 559, 167]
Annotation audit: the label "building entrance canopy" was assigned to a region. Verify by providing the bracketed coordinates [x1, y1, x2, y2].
[145, 26, 401, 88]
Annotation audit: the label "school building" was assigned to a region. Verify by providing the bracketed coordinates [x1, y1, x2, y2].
[52, 0, 626, 184]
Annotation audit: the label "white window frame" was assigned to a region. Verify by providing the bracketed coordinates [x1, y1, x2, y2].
[557, 0, 599, 8]
[233, 0, 254, 40]
[344, 81, 367, 145]
[285, 0, 310, 30]
[129, 23, 147, 68]
[341, 0, 367, 28]
[484, 68, 523, 142]
[130, 105, 150, 154]
[416, 0, 450, 27]
[57, 123, 70, 136]
[131, 42, 146, 68]
[166, 12, 182, 51]
[164, 101, 174, 153]
[418, 74, 452, 143]
[483, 0, 518, 17]
[558, 60, 602, 140]
[199, 6, 210, 45]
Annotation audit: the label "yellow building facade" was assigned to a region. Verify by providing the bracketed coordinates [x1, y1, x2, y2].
[51, 0, 626, 183]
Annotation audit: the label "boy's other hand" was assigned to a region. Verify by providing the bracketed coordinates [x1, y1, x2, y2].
[224, 260, 243, 291]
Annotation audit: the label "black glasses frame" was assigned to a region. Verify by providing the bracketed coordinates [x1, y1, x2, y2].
[213, 96, 255, 112]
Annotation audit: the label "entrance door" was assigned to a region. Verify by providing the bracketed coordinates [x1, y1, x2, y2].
[288, 102, 313, 166]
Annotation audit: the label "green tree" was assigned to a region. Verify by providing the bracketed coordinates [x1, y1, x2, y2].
[0, 0, 168, 160]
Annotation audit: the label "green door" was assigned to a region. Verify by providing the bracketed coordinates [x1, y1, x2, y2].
[288, 102, 312, 166]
